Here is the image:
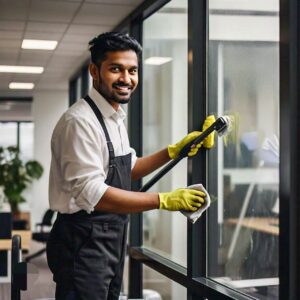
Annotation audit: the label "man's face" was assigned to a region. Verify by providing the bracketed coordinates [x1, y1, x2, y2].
[90, 50, 139, 109]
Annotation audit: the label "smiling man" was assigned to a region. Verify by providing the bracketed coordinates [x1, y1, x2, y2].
[46, 32, 214, 300]
[89, 48, 138, 107]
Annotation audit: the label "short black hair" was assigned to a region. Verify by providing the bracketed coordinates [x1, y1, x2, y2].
[88, 32, 142, 65]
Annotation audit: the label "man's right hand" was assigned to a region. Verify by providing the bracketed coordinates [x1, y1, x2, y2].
[158, 189, 206, 211]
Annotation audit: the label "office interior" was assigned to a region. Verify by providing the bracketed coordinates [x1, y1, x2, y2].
[0, 0, 299, 299]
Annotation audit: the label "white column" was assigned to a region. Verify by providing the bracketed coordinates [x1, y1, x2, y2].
[31, 91, 68, 227]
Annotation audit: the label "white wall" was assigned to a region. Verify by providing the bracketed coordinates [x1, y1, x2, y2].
[30, 91, 68, 227]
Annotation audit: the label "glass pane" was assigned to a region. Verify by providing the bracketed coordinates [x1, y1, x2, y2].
[143, 265, 186, 300]
[142, 0, 188, 266]
[76, 77, 82, 99]
[0, 122, 17, 147]
[19, 122, 34, 161]
[207, 1, 279, 299]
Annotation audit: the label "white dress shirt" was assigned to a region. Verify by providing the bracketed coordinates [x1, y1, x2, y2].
[49, 88, 137, 214]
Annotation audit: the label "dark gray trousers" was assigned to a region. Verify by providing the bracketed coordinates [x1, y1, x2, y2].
[47, 217, 127, 300]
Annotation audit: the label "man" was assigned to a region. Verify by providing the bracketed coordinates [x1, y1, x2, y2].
[46, 32, 214, 300]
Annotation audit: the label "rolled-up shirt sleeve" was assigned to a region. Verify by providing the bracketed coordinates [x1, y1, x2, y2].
[129, 147, 137, 169]
[54, 117, 108, 213]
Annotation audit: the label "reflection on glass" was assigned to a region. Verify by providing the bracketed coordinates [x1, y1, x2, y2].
[0, 122, 17, 147]
[142, 0, 188, 266]
[143, 265, 186, 300]
[207, 1, 279, 299]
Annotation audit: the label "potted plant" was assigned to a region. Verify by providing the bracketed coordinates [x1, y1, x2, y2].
[0, 146, 43, 213]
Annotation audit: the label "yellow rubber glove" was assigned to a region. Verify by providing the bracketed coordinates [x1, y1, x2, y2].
[202, 115, 216, 149]
[167, 131, 203, 159]
[159, 189, 206, 211]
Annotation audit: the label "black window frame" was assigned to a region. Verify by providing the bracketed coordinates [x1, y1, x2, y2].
[69, 63, 90, 106]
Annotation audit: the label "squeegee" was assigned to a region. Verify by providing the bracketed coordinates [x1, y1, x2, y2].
[139, 115, 234, 192]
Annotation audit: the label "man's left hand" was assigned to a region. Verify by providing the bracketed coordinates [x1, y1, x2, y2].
[202, 115, 216, 149]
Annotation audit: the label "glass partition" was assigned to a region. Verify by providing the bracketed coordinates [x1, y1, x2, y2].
[142, 0, 188, 266]
[143, 265, 186, 300]
[207, 1, 279, 299]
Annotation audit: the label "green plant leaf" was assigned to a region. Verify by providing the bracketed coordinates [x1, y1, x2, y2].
[26, 161, 44, 179]
[7, 146, 19, 153]
[0, 146, 43, 212]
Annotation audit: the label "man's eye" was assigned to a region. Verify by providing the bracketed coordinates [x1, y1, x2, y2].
[130, 69, 137, 74]
[111, 67, 120, 72]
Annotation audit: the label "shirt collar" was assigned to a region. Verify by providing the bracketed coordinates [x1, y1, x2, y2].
[88, 87, 126, 121]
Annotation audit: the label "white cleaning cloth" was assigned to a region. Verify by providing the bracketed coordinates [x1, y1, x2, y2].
[180, 184, 211, 224]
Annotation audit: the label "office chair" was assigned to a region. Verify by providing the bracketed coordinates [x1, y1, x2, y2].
[11, 235, 55, 300]
[25, 209, 54, 263]
[11, 235, 27, 300]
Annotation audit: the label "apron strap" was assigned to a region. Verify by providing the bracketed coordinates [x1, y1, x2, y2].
[84, 95, 115, 164]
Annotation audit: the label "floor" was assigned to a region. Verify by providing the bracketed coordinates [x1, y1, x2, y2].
[22, 240, 56, 300]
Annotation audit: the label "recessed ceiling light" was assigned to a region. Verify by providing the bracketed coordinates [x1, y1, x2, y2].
[22, 39, 58, 50]
[9, 82, 35, 90]
[0, 65, 44, 74]
[144, 57, 173, 65]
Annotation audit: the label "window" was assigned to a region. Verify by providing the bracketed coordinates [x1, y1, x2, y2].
[142, 0, 188, 267]
[19, 122, 34, 161]
[69, 64, 90, 105]
[207, 1, 279, 299]
[0, 123, 18, 148]
[143, 265, 186, 300]
[110, 0, 297, 298]
[0, 122, 34, 161]
[76, 76, 82, 100]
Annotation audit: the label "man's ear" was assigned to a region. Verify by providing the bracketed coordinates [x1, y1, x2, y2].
[89, 63, 98, 80]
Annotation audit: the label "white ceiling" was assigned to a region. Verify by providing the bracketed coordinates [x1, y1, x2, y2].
[0, 0, 145, 98]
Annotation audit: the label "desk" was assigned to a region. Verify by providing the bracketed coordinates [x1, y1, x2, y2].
[0, 230, 31, 285]
[226, 217, 279, 236]
[0, 230, 32, 251]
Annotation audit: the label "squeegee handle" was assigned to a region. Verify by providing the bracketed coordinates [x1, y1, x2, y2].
[178, 125, 216, 158]
[139, 156, 182, 192]
[178, 116, 227, 158]
[139, 125, 212, 192]
[139, 117, 226, 192]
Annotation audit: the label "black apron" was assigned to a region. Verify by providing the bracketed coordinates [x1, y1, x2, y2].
[46, 95, 131, 300]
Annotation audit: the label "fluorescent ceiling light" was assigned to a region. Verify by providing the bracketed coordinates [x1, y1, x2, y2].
[0, 65, 44, 74]
[22, 39, 58, 50]
[9, 82, 35, 90]
[144, 57, 173, 65]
